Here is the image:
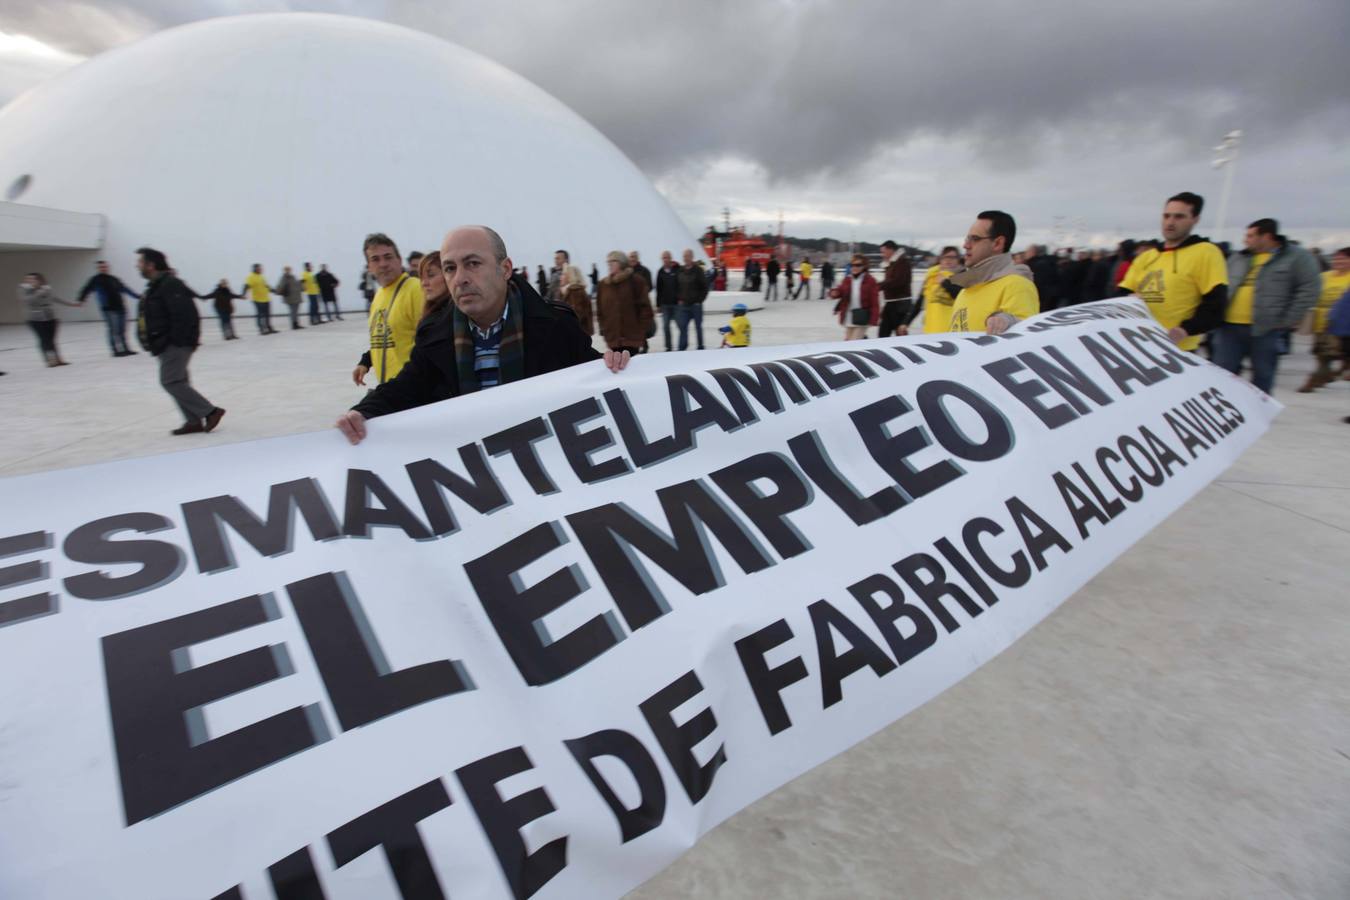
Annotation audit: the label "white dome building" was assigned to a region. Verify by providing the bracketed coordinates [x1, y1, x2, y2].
[0, 13, 698, 322]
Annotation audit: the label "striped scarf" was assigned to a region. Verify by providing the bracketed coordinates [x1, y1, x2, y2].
[452, 283, 525, 393]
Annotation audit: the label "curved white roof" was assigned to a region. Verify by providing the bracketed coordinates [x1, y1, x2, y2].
[0, 13, 696, 300]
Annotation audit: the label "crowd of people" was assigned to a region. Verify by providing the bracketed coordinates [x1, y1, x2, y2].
[11, 190, 1350, 434]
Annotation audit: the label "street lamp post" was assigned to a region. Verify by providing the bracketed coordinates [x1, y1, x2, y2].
[1211, 130, 1242, 246]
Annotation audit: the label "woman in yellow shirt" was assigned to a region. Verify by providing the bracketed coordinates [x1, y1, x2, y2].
[1301, 247, 1350, 392]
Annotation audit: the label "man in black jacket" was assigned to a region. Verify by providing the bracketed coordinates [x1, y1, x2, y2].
[1023, 244, 1061, 311]
[336, 226, 628, 444]
[135, 247, 225, 435]
[876, 240, 913, 337]
[655, 250, 680, 350]
[316, 264, 342, 321]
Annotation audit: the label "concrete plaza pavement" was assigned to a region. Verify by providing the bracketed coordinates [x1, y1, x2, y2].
[1, 292, 1347, 898]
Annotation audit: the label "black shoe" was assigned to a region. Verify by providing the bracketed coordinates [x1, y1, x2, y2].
[172, 421, 205, 435]
[204, 407, 226, 433]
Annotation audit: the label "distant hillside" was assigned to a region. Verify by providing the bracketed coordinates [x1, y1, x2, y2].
[753, 233, 927, 259]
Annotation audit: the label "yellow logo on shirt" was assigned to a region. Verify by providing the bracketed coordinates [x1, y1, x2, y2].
[951, 308, 968, 331]
[371, 320, 396, 350]
[1136, 269, 1166, 305]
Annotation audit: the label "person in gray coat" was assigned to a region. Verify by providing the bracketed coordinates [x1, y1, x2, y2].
[1216, 218, 1321, 394]
[273, 266, 305, 330]
[20, 273, 81, 366]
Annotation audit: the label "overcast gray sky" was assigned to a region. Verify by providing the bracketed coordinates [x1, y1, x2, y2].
[3, 0, 1348, 250]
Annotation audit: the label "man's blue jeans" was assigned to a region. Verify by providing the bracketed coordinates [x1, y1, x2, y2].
[660, 304, 676, 350]
[102, 308, 129, 354]
[676, 303, 704, 350]
[1215, 323, 1281, 394]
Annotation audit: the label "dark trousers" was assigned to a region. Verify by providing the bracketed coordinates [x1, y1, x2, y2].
[218, 312, 236, 339]
[287, 303, 302, 328]
[254, 302, 273, 333]
[29, 319, 58, 360]
[820, 280, 833, 299]
[1215, 323, 1281, 394]
[764, 278, 779, 301]
[158, 345, 215, 422]
[660, 304, 676, 350]
[102, 308, 129, 354]
[307, 295, 322, 324]
[878, 299, 912, 338]
[676, 303, 705, 350]
[323, 297, 342, 320]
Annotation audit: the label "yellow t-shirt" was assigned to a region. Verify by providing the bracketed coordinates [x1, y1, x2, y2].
[1225, 252, 1270, 325]
[800, 262, 813, 281]
[244, 272, 271, 303]
[725, 314, 751, 347]
[301, 271, 320, 296]
[923, 266, 958, 334]
[367, 274, 426, 382]
[1118, 242, 1228, 350]
[948, 274, 1039, 333]
[1316, 270, 1350, 332]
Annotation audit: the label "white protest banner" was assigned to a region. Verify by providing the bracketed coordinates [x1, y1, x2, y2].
[0, 299, 1278, 900]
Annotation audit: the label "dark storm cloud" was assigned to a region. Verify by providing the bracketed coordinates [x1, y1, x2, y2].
[4, 0, 1348, 184]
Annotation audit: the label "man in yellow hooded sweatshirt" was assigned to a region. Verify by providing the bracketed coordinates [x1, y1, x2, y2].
[353, 233, 425, 386]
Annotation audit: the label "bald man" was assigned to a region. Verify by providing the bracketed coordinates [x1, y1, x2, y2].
[337, 226, 628, 444]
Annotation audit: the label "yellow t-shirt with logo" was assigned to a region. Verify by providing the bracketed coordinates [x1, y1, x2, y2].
[1316, 270, 1350, 332]
[800, 262, 813, 282]
[1118, 242, 1228, 350]
[367, 274, 426, 382]
[923, 266, 958, 334]
[301, 271, 320, 296]
[1225, 252, 1270, 325]
[948, 274, 1039, 333]
[725, 314, 751, 347]
[244, 272, 271, 303]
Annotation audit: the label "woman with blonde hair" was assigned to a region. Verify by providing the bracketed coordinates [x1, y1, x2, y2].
[560, 264, 593, 335]
[595, 250, 653, 355]
[418, 251, 451, 322]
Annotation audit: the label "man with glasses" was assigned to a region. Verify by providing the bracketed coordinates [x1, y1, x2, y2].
[948, 211, 1039, 335]
[918, 246, 962, 333]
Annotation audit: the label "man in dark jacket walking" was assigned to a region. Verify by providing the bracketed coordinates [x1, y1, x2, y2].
[655, 250, 680, 350]
[316, 264, 342, 321]
[877, 240, 913, 337]
[77, 260, 140, 357]
[336, 226, 628, 444]
[1024, 245, 1061, 311]
[765, 257, 781, 301]
[135, 247, 224, 435]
